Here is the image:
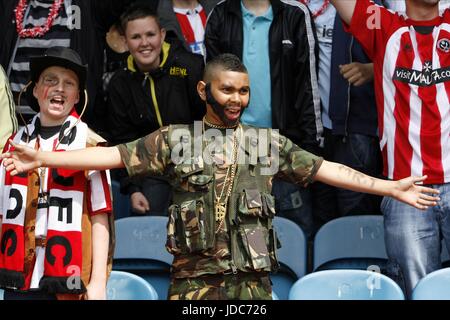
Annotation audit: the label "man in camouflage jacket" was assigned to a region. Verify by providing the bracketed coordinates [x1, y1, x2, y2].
[1, 54, 440, 300]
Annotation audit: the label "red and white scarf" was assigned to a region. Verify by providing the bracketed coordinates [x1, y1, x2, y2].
[0, 110, 89, 293]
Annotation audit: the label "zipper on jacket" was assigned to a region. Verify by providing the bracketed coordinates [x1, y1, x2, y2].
[343, 36, 354, 143]
[144, 73, 163, 127]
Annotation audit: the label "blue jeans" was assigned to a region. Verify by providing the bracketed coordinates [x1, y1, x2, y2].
[382, 183, 450, 298]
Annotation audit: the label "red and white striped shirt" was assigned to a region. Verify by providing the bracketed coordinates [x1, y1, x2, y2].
[346, 0, 450, 184]
[174, 4, 207, 56]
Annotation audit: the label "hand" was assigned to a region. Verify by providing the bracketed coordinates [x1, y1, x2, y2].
[339, 62, 374, 86]
[1, 140, 41, 176]
[131, 191, 150, 214]
[392, 176, 440, 210]
[85, 281, 107, 300]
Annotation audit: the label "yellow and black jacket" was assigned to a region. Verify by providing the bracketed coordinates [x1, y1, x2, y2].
[105, 39, 205, 145]
[105, 38, 205, 195]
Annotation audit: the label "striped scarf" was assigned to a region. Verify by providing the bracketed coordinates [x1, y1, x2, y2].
[0, 110, 89, 293]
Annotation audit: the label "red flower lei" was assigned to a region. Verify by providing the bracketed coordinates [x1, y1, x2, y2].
[15, 0, 64, 38]
[299, 0, 330, 19]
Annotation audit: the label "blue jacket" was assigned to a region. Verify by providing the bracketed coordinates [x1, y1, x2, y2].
[328, 6, 379, 138]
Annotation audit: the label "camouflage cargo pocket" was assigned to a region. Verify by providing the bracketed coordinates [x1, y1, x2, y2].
[187, 174, 213, 192]
[262, 193, 276, 218]
[238, 225, 271, 270]
[178, 198, 209, 253]
[166, 204, 182, 255]
[238, 189, 275, 218]
[174, 161, 212, 193]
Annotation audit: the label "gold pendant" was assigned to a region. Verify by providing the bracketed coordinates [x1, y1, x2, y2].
[215, 202, 226, 222]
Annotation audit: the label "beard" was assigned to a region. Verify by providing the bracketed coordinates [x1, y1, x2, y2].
[205, 83, 248, 127]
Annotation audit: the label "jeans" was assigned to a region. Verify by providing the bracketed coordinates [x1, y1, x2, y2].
[382, 183, 450, 299]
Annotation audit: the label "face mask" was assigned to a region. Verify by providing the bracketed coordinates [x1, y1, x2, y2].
[205, 83, 249, 127]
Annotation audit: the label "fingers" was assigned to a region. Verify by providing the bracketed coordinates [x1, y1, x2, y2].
[8, 140, 21, 152]
[419, 193, 440, 202]
[3, 158, 22, 175]
[5, 161, 23, 175]
[353, 78, 366, 87]
[2, 158, 12, 166]
[131, 198, 149, 214]
[414, 203, 429, 211]
[414, 192, 441, 210]
[417, 198, 438, 207]
[132, 204, 146, 214]
[418, 186, 440, 195]
[5, 163, 17, 173]
[410, 174, 440, 194]
[340, 64, 367, 85]
[339, 63, 355, 74]
[142, 199, 150, 212]
[7, 139, 18, 150]
[348, 74, 365, 85]
[341, 67, 359, 80]
[417, 187, 440, 198]
[0, 152, 11, 160]
[412, 175, 427, 184]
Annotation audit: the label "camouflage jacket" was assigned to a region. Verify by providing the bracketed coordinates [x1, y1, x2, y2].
[118, 123, 323, 277]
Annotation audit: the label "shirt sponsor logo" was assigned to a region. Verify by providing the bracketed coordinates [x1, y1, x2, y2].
[393, 63, 450, 86]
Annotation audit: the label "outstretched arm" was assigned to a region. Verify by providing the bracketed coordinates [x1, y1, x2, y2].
[330, 0, 357, 25]
[1, 140, 124, 175]
[2, 129, 170, 178]
[314, 160, 440, 210]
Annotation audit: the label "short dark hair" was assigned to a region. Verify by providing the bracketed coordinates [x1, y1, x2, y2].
[120, 3, 160, 34]
[203, 54, 248, 82]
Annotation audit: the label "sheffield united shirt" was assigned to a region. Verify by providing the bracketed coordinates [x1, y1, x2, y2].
[346, 0, 450, 184]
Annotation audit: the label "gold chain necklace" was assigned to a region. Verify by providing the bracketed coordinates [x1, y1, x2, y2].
[203, 116, 238, 129]
[212, 124, 241, 233]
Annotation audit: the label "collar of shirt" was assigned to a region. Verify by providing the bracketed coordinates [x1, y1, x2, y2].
[173, 4, 203, 15]
[240, 1, 273, 22]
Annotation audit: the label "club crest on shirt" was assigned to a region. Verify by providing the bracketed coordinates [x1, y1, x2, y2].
[438, 38, 450, 53]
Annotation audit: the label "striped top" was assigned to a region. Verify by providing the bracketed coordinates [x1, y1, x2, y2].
[346, 0, 450, 184]
[8, 0, 72, 117]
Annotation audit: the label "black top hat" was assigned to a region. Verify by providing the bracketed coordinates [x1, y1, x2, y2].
[25, 46, 87, 113]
